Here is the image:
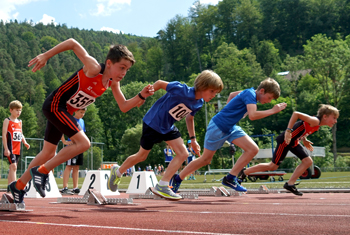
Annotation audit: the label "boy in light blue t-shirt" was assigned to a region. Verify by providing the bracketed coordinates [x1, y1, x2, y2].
[170, 78, 287, 193]
[108, 70, 224, 200]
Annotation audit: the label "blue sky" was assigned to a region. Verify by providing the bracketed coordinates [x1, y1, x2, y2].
[0, 0, 221, 37]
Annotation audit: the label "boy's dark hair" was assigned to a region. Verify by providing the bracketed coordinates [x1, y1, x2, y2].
[257, 77, 280, 99]
[106, 44, 136, 65]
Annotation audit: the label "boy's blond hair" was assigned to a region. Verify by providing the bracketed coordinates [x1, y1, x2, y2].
[317, 104, 339, 119]
[9, 100, 22, 110]
[194, 70, 224, 92]
[106, 44, 136, 65]
[257, 77, 280, 99]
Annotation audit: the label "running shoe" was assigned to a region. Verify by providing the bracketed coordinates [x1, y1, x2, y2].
[222, 176, 247, 192]
[151, 184, 182, 200]
[237, 167, 247, 182]
[9, 181, 26, 204]
[284, 182, 303, 196]
[60, 187, 74, 195]
[108, 164, 121, 192]
[30, 166, 49, 198]
[169, 174, 182, 193]
[72, 188, 80, 194]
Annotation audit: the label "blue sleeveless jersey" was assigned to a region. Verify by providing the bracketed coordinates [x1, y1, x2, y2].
[143, 82, 204, 134]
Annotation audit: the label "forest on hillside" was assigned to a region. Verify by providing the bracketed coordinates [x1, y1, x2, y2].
[1, 0, 350, 171]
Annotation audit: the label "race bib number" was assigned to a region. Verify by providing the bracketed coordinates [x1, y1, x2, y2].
[68, 91, 95, 109]
[13, 131, 22, 142]
[169, 103, 192, 121]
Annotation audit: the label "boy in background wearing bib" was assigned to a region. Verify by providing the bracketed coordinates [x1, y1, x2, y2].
[2, 100, 30, 191]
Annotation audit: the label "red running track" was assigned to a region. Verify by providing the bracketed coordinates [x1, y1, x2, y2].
[0, 192, 350, 235]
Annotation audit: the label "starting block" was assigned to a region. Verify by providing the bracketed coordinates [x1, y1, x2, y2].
[247, 185, 270, 194]
[126, 171, 158, 194]
[79, 170, 120, 196]
[57, 189, 133, 205]
[0, 193, 28, 212]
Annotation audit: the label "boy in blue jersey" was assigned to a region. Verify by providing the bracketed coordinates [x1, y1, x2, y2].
[170, 78, 287, 193]
[108, 70, 224, 200]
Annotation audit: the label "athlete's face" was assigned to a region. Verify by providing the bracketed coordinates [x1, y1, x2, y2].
[10, 108, 22, 118]
[200, 88, 220, 102]
[323, 114, 338, 128]
[108, 58, 133, 82]
[74, 110, 86, 119]
[258, 89, 275, 104]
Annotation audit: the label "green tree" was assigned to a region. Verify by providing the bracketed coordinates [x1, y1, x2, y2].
[303, 34, 350, 164]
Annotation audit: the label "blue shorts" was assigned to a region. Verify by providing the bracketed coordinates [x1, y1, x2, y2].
[204, 120, 246, 151]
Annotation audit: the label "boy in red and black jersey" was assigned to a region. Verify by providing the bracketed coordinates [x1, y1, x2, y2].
[2, 100, 30, 189]
[8, 38, 154, 203]
[239, 104, 339, 196]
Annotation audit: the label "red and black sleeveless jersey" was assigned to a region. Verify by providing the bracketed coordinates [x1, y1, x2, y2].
[46, 64, 111, 115]
[6, 118, 22, 155]
[277, 118, 320, 147]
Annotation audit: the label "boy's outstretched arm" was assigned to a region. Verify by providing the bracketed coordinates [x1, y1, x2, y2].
[2, 118, 10, 157]
[153, 80, 168, 92]
[284, 111, 320, 144]
[111, 82, 154, 113]
[247, 102, 287, 121]
[185, 114, 201, 157]
[28, 38, 100, 77]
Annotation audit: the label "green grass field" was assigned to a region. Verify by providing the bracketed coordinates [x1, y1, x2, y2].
[1, 171, 349, 190]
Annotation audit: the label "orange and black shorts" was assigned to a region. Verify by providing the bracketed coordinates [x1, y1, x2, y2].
[42, 99, 82, 145]
[272, 142, 309, 165]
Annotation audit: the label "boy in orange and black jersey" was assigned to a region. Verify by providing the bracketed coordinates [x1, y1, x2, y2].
[2, 100, 30, 190]
[239, 104, 339, 196]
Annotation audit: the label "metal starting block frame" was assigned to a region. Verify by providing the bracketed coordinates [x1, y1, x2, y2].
[129, 187, 199, 200]
[0, 193, 28, 212]
[246, 185, 279, 194]
[57, 189, 133, 205]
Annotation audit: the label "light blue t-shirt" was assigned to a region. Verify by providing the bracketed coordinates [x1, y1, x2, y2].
[68, 118, 86, 141]
[212, 88, 256, 134]
[143, 82, 204, 134]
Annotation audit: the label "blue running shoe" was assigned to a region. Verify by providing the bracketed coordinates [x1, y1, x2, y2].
[222, 176, 247, 192]
[30, 166, 49, 197]
[9, 181, 26, 204]
[169, 174, 182, 193]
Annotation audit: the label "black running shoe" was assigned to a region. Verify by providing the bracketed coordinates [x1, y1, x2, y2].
[30, 166, 49, 198]
[9, 181, 26, 204]
[6, 185, 10, 193]
[72, 188, 80, 194]
[60, 187, 74, 195]
[237, 167, 247, 182]
[284, 182, 303, 196]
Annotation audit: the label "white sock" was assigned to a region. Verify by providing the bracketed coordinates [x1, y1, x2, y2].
[116, 169, 122, 178]
[158, 180, 169, 186]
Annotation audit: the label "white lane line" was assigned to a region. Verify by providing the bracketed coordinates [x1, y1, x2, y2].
[0, 219, 241, 235]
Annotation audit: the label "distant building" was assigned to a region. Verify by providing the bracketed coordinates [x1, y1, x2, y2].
[277, 69, 311, 80]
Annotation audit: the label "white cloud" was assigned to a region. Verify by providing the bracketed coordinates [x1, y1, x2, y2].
[199, 0, 222, 5]
[38, 14, 57, 26]
[0, 0, 40, 22]
[100, 26, 123, 34]
[91, 0, 131, 17]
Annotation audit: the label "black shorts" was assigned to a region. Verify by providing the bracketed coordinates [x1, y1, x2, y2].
[5, 154, 20, 164]
[272, 141, 309, 165]
[140, 122, 181, 150]
[42, 98, 82, 145]
[66, 153, 84, 166]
